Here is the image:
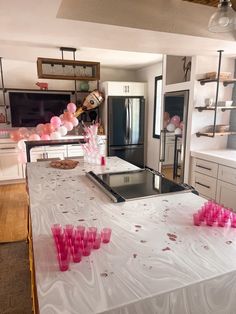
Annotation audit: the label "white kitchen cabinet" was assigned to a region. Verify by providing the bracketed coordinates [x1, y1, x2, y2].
[0, 143, 24, 181]
[30, 146, 67, 162]
[67, 144, 84, 158]
[102, 81, 146, 97]
[193, 172, 217, 200]
[216, 180, 236, 209]
[191, 157, 236, 209]
[30, 147, 46, 162]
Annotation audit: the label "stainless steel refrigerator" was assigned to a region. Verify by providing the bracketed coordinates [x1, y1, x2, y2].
[108, 96, 145, 167]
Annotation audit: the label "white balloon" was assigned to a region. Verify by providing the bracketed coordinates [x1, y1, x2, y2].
[166, 123, 176, 132]
[72, 117, 79, 127]
[64, 121, 73, 131]
[50, 132, 61, 140]
[17, 139, 26, 150]
[175, 127, 182, 135]
[58, 126, 68, 136]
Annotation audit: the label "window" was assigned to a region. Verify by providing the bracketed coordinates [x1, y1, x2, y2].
[153, 75, 162, 138]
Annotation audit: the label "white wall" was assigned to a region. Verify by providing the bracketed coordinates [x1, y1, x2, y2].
[136, 61, 163, 170]
[0, 59, 137, 127]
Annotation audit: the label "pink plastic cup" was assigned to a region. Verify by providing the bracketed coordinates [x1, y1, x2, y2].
[51, 224, 62, 237]
[71, 247, 82, 263]
[206, 216, 214, 226]
[101, 228, 112, 243]
[193, 213, 201, 226]
[93, 234, 101, 249]
[59, 259, 69, 271]
[217, 216, 225, 227]
[87, 227, 97, 242]
[64, 224, 74, 238]
[76, 225, 85, 239]
[83, 242, 93, 256]
[58, 253, 69, 271]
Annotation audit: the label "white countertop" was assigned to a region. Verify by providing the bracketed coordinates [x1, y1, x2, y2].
[191, 149, 236, 168]
[0, 134, 106, 145]
[26, 157, 236, 314]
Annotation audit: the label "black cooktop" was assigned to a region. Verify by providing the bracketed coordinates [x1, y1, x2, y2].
[86, 169, 192, 202]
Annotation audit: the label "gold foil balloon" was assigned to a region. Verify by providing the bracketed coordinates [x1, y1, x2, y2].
[74, 90, 104, 118]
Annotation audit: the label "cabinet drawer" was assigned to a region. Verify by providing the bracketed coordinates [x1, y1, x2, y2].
[218, 165, 236, 185]
[194, 158, 218, 178]
[193, 172, 217, 199]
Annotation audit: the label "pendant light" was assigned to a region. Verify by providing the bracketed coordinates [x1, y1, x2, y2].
[208, 0, 236, 32]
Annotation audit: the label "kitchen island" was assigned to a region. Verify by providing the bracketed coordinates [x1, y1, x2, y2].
[27, 157, 236, 314]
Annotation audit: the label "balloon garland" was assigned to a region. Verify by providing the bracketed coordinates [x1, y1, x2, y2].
[10, 90, 105, 163]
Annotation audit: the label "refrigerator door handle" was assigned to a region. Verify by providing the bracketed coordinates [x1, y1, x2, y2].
[128, 99, 131, 144]
[125, 99, 129, 143]
[159, 129, 167, 162]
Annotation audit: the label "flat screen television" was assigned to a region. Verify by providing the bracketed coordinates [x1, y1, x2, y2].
[9, 92, 71, 127]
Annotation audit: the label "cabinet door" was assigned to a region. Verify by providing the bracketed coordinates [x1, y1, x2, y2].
[67, 144, 84, 158]
[0, 152, 23, 180]
[30, 148, 45, 162]
[107, 82, 145, 96]
[216, 180, 236, 210]
[218, 165, 236, 186]
[45, 146, 66, 160]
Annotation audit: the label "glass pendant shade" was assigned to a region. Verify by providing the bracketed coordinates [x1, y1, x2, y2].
[208, 0, 236, 32]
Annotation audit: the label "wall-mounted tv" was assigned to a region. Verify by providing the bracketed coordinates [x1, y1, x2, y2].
[9, 91, 71, 127]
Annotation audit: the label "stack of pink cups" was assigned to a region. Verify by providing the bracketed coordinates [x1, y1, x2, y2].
[51, 224, 112, 271]
[193, 200, 235, 228]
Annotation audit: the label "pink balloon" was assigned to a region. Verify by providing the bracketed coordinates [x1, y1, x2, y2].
[63, 112, 74, 122]
[171, 115, 181, 127]
[29, 134, 40, 141]
[41, 134, 51, 140]
[67, 102, 77, 113]
[36, 123, 45, 135]
[18, 127, 29, 138]
[50, 116, 61, 128]
[63, 121, 73, 131]
[10, 130, 23, 142]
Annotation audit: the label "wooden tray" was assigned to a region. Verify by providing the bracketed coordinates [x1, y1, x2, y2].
[50, 159, 79, 169]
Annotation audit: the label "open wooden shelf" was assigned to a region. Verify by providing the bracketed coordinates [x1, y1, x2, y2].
[196, 131, 236, 137]
[0, 88, 75, 93]
[198, 78, 236, 86]
[195, 106, 236, 112]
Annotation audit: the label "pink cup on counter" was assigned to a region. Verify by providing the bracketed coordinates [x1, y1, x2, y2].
[76, 225, 85, 239]
[64, 224, 74, 238]
[87, 227, 97, 242]
[71, 246, 82, 263]
[51, 224, 62, 237]
[58, 253, 69, 271]
[83, 242, 93, 256]
[101, 228, 112, 243]
[193, 213, 201, 226]
[93, 234, 101, 249]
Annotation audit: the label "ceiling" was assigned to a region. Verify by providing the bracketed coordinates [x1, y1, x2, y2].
[0, 0, 236, 70]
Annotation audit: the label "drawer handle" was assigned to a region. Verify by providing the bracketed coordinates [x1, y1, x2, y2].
[196, 181, 210, 189]
[0, 147, 16, 150]
[196, 164, 212, 171]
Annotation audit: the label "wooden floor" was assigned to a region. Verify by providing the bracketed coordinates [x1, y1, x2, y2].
[0, 183, 28, 243]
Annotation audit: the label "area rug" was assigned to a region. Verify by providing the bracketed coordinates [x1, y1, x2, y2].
[0, 241, 32, 314]
[0, 184, 28, 243]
